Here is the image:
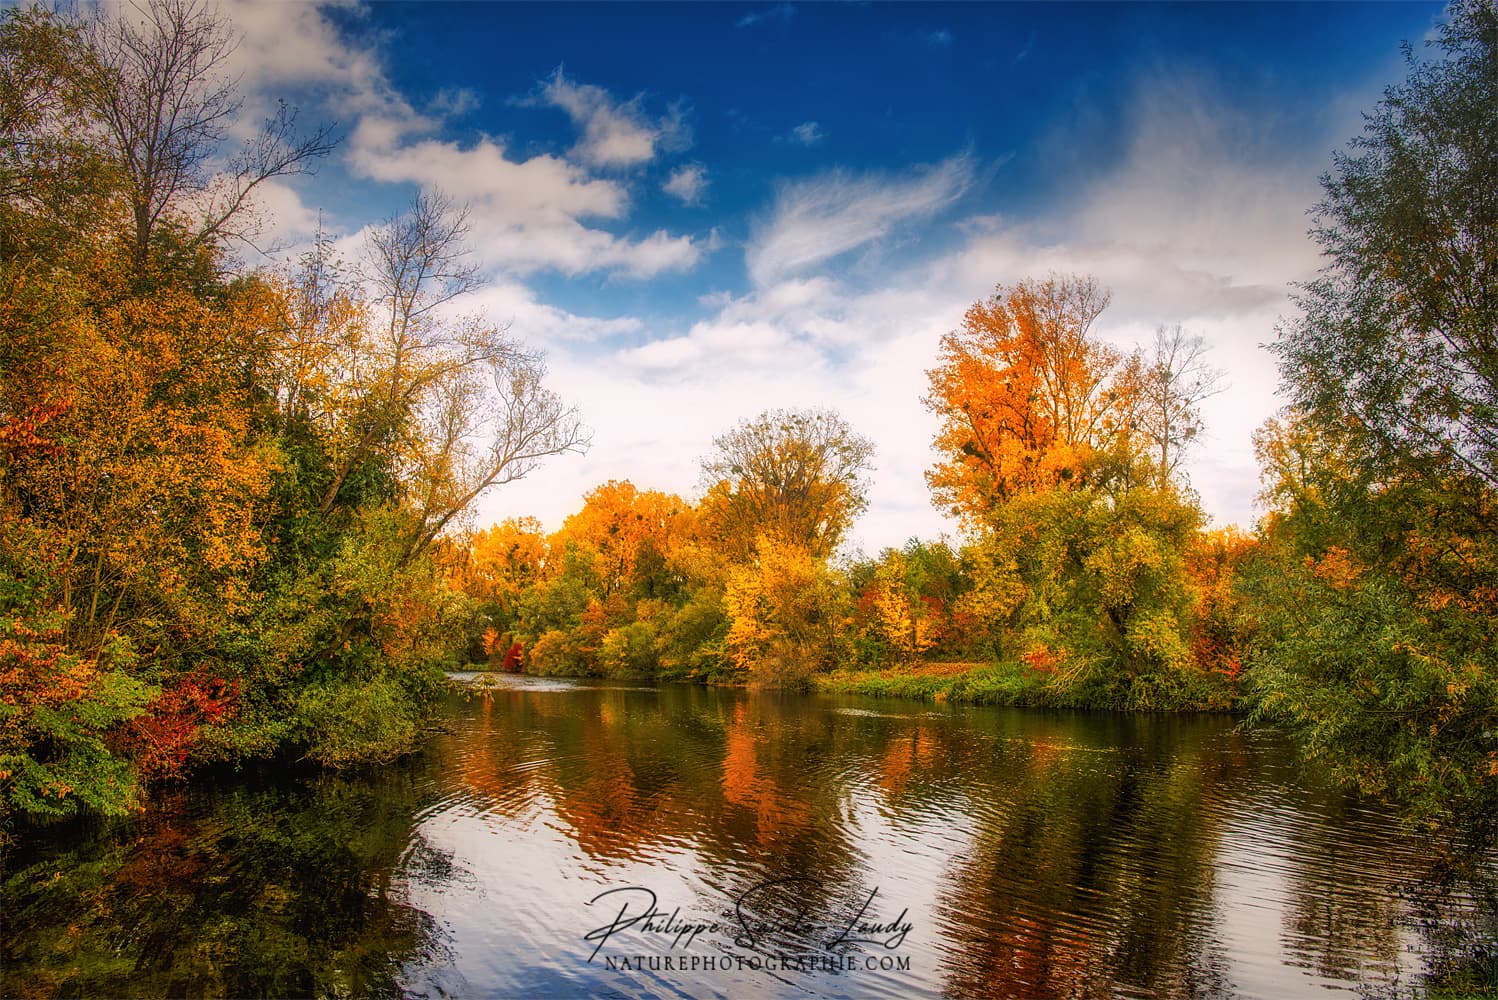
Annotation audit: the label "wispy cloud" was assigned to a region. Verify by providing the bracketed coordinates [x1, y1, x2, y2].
[746, 152, 976, 285]
[528, 68, 690, 169]
[1012, 32, 1036, 66]
[736, 3, 796, 30]
[663, 163, 709, 205]
[920, 29, 953, 48]
[785, 121, 824, 146]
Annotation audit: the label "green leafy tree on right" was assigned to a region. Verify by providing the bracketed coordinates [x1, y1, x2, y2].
[1247, 0, 1498, 849]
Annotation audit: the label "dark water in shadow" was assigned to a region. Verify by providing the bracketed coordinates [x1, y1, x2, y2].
[3, 675, 1494, 998]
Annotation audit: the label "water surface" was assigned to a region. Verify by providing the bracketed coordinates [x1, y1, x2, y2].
[3, 675, 1492, 998]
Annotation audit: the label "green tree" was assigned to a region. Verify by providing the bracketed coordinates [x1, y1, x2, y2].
[1272, 0, 1497, 493]
[1253, 0, 1498, 846]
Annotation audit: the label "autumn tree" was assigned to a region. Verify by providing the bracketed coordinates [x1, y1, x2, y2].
[846, 540, 967, 666]
[0, 8, 117, 259]
[557, 481, 693, 599]
[925, 274, 1123, 522]
[0, 0, 596, 812]
[457, 517, 549, 616]
[723, 536, 850, 689]
[1251, 0, 1498, 847]
[699, 407, 873, 561]
[923, 274, 1237, 705]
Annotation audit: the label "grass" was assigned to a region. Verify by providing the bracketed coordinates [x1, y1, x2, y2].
[812, 659, 1239, 712]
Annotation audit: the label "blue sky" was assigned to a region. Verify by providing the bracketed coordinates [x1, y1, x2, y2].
[220, 0, 1445, 552]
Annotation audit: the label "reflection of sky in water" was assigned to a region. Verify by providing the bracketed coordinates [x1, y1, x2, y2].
[400, 687, 961, 999]
[385, 685, 1481, 999]
[13, 683, 1488, 999]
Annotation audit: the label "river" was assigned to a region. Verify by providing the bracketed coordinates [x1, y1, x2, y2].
[3, 674, 1492, 998]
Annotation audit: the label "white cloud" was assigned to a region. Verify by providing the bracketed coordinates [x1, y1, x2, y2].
[245, 177, 324, 246]
[746, 153, 975, 285]
[346, 126, 702, 279]
[443, 283, 644, 349]
[220, 6, 704, 280]
[209, 5, 1352, 546]
[223, 0, 429, 136]
[736, 3, 796, 30]
[538, 70, 1343, 544]
[663, 164, 709, 205]
[788, 121, 823, 146]
[531, 68, 688, 169]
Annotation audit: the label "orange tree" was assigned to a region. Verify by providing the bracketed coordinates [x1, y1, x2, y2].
[925, 274, 1236, 708]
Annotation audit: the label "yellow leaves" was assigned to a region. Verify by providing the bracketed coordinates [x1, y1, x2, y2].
[1308, 546, 1363, 590]
[723, 535, 845, 678]
[700, 409, 873, 561]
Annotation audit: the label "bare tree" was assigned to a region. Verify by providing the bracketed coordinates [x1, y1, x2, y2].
[85, 0, 336, 264]
[303, 192, 589, 558]
[1134, 324, 1226, 485]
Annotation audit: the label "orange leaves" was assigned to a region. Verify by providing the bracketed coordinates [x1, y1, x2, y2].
[558, 481, 693, 595]
[925, 275, 1119, 522]
[458, 516, 549, 610]
[1308, 546, 1364, 590]
[0, 399, 72, 461]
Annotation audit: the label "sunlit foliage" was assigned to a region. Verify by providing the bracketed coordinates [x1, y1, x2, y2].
[1250, 0, 1498, 847]
[0, 1, 582, 825]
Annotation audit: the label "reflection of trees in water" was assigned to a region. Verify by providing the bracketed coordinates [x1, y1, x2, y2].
[1, 770, 450, 998]
[451, 686, 865, 875]
[1275, 797, 1404, 984]
[1400, 860, 1498, 992]
[1275, 789, 1498, 993]
[447, 686, 905, 954]
[932, 715, 1237, 998]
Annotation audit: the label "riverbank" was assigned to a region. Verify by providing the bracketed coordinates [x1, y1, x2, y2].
[811, 660, 1240, 712]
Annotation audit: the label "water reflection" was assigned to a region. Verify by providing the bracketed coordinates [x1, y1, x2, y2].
[3, 675, 1493, 998]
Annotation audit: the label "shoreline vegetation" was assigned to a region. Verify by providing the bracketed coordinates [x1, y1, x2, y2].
[811, 661, 1238, 712]
[1, 0, 1494, 898]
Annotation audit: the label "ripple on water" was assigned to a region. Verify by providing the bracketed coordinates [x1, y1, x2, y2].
[5, 687, 1488, 1000]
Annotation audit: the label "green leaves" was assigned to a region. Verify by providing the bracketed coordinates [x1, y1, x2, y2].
[1252, 1, 1498, 850]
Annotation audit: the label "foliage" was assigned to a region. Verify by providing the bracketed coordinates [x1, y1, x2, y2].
[1272, 0, 1498, 493]
[919, 271, 1238, 710]
[699, 407, 874, 560]
[0, 607, 153, 819]
[846, 540, 969, 666]
[1251, 0, 1498, 847]
[723, 535, 850, 689]
[0, 0, 583, 826]
[924, 274, 1122, 523]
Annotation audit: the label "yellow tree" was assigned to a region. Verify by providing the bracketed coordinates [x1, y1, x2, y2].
[699, 408, 873, 562]
[723, 535, 849, 688]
